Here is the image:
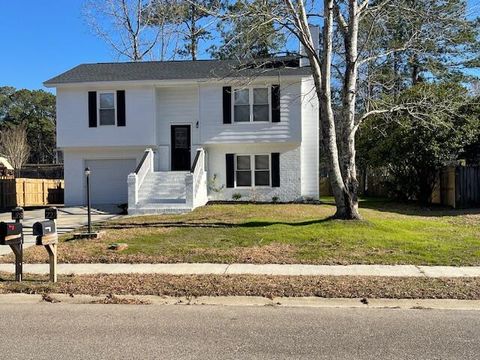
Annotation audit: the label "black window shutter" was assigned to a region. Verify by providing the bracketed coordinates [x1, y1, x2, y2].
[226, 153, 235, 188]
[117, 90, 126, 126]
[223, 86, 232, 124]
[88, 91, 97, 127]
[271, 153, 280, 187]
[271, 85, 280, 123]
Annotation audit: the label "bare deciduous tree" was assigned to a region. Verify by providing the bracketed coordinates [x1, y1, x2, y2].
[0, 125, 30, 176]
[148, 0, 221, 60]
[83, 0, 163, 61]
[200, 0, 478, 219]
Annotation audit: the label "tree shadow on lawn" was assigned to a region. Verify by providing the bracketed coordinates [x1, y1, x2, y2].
[353, 198, 480, 218]
[94, 217, 339, 231]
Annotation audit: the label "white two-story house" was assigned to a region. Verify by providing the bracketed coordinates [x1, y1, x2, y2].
[44, 57, 319, 214]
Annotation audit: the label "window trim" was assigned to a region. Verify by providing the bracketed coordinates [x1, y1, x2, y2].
[234, 154, 271, 188]
[232, 87, 271, 123]
[97, 91, 117, 126]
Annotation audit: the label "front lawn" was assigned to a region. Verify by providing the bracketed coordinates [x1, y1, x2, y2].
[8, 200, 480, 266]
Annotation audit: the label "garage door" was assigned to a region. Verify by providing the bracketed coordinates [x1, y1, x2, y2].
[85, 159, 137, 205]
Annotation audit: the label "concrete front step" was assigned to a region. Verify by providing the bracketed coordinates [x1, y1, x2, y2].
[138, 199, 186, 204]
[131, 171, 192, 215]
[129, 205, 192, 215]
[139, 187, 186, 193]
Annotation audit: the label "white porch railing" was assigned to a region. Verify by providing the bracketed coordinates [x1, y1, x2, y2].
[186, 148, 208, 209]
[128, 148, 154, 212]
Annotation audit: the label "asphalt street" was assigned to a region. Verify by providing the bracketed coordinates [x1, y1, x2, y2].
[0, 304, 478, 359]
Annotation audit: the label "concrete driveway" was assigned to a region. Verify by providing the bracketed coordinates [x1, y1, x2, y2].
[0, 207, 121, 256]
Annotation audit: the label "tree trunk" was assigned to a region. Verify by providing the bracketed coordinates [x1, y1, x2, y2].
[190, 4, 197, 60]
[317, 0, 348, 219]
[289, 0, 362, 220]
[336, 0, 361, 219]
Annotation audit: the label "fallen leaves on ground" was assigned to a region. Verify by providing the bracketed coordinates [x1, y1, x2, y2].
[0, 273, 479, 300]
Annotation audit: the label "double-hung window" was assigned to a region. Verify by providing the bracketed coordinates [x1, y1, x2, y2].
[233, 87, 270, 123]
[98, 92, 116, 126]
[254, 155, 270, 186]
[235, 155, 252, 187]
[235, 154, 270, 187]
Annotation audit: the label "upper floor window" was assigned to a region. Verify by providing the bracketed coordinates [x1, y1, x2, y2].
[98, 92, 116, 126]
[233, 87, 270, 123]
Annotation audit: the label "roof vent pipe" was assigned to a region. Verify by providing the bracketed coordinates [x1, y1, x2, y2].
[299, 25, 320, 67]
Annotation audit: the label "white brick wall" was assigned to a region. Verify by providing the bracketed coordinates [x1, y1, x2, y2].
[206, 144, 302, 202]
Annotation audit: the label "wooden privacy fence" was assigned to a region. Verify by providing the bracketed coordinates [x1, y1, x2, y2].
[321, 165, 480, 208]
[0, 178, 64, 209]
[455, 166, 480, 208]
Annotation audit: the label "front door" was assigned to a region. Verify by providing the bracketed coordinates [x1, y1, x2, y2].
[171, 125, 191, 171]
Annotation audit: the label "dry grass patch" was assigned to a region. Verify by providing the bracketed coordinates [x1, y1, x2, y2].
[0, 272, 479, 300]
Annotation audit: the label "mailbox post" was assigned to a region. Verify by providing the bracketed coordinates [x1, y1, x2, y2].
[33, 208, 59, 282]
[9, 207, 24, 281]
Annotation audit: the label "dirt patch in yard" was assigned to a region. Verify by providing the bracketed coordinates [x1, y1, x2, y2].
[1, 273, 479, 300]
[189, 243, 297, 264]
[2, 241, 298, 265]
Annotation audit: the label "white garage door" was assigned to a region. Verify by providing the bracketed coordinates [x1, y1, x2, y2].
[85, 159, 137, 205]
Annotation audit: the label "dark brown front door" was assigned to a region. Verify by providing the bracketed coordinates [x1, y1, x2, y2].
[171, 125, 191, 171]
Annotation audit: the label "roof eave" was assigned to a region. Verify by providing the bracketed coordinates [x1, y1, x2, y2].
[43, 74, 313, 88]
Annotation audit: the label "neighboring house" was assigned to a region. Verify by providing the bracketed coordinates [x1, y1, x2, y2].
[44, 57, 319, 214]
[0, 157, 14, 177]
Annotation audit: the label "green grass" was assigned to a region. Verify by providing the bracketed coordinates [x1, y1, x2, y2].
[12, 200, 480, 266]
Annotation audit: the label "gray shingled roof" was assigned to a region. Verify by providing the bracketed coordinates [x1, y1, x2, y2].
[44, 57, 312, 86]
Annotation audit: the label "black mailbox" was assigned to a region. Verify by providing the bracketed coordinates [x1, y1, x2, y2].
[33, 221, 56, 237]
[0, 222, 23, 245]
[45, 207, 58, 220]
[11, 207, 24, 221]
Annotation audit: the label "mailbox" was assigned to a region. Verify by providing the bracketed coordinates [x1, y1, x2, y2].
[33, 220, 56, 237]
[0, 222, 23, 245]
[11, 207, 24, 221]
[34, 220, 58, 246]
[45, 207, 58, 220]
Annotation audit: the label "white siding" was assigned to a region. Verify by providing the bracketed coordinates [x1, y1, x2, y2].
[56, 75, 319, 206]
[155, 86, 200, 170]
[199, 80, 303, 144]
[57, 86, 156, 148]
[63, 148, 145, 206]
[300, 78, 319, 198]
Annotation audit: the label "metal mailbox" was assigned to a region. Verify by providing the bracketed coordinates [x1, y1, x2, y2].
[0, 222, 23, 245]
[33, 220, 58, 246]
[33, 220, 57, 237]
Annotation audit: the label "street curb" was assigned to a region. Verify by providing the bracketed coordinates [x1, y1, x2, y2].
[0, 293, 479, 310]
